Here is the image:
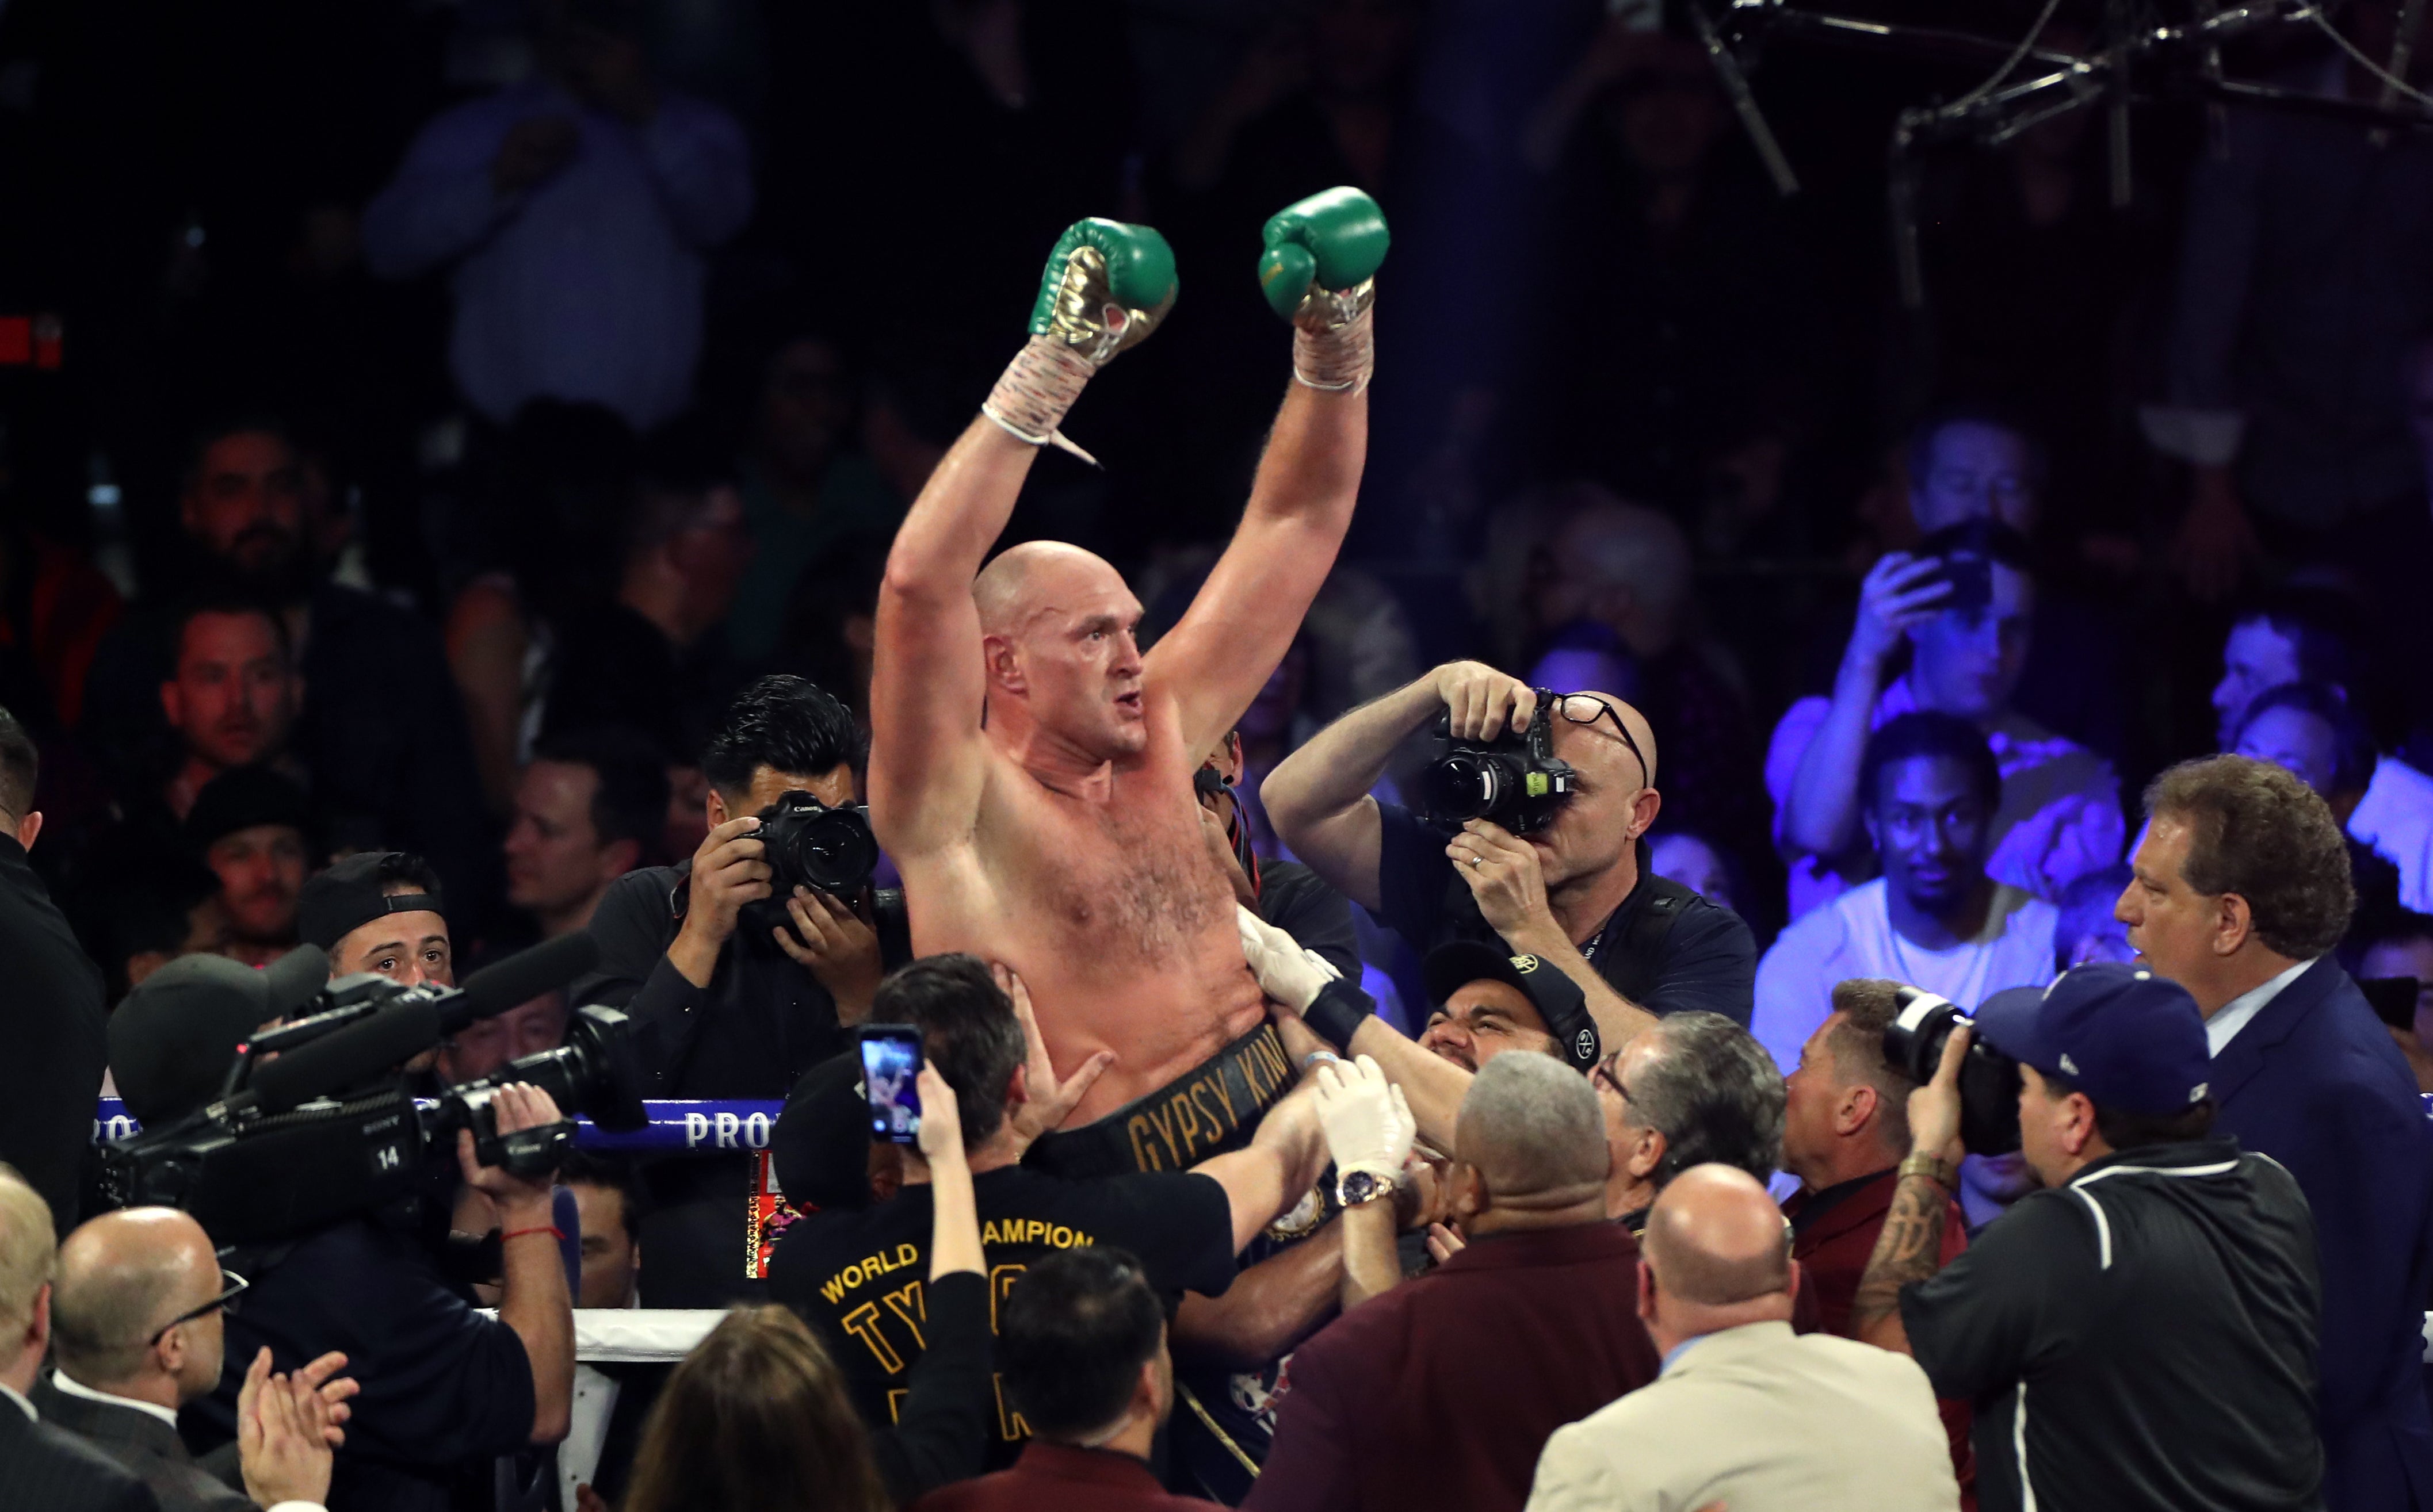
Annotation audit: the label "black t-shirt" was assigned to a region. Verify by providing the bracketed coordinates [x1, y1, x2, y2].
[193, 1217, 537, 1512]
[1901, 1138, 2324, 1512]
[770, 1166, 1237, 1469]
[1373, 802, 1757, 1026]
[1258, 858, 1361, 982]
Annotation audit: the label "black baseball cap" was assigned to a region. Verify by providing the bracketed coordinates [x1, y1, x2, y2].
[297, 851, 445, 952]
[1423, 940, 1598, 1071]
[1974, 963, 2213, 1117]
[185, 766, 312, 853]
[109, 946, 330, 1123]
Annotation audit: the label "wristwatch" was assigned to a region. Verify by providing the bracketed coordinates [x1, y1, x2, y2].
[1336, 1170, 1397, 1208]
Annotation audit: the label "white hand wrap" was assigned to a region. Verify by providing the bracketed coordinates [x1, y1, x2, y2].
[981, 336, 1101, 465]
[1292, 297, 1376, 395]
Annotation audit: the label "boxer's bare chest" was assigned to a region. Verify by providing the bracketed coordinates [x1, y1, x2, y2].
[980, 760, 1227, 966]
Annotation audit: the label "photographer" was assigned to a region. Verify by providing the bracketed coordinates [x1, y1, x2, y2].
[1854, 964, 2322, 1512]
[188, 1084, 575, 1512]
[585, 675, 892, 1096]
[1265, 663, 1755, 1067]
[583, 675, 900, 1306]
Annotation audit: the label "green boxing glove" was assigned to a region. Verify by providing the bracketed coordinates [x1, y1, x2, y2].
[1030, 218, 1178, 358]
[985, 218, 1179, 464]
[1256, 187, 1388, 393]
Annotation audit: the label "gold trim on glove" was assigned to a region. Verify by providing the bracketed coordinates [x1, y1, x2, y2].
[1043, 244, 1175, 367]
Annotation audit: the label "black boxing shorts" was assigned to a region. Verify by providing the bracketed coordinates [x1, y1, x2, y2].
[1025, 1021, 1297, 1179]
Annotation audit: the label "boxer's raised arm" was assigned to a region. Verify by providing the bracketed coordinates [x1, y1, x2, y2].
[872, 424, 1033, 853]
[870, 220, 1177, 855]
[1149, 189, 1388, 756]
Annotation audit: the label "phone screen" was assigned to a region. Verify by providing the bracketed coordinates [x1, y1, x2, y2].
[858, 1027, 923, 1144]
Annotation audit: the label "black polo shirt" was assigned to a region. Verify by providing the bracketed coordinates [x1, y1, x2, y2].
[193, 1217, 536, 1512]
[770, 1165, 1236, 1471]
[1900, 1137, 2324, 1512]
[1373, 802, 1756, 1025]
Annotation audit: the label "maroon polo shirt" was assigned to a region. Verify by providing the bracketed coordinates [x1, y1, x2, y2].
[1242, 1220, 1660, 1512]
[1786, 1165, 1978, 1507]
[911, 1441, 1222, 1512]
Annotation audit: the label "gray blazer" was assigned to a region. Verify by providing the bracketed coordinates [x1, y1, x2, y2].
[30, 1375, 251, 1512]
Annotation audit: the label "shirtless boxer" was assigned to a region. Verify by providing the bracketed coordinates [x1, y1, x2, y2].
[868, 191, 1386, 1162]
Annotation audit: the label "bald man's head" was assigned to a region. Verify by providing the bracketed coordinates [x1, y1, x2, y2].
[1456, 1052, 1612, 1200]
[1551, 691, 1658, 790]
[971, 540, 1150, 760]
[53, 1207, 219, 1388]
[973, 541, 1128, 637]
[1641, 1164, 1790, 1306]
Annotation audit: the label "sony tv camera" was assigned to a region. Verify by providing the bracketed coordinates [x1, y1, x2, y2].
[100, 933, 647, 1243]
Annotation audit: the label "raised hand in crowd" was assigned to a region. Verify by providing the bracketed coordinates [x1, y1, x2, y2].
[456, 1082, 575, 1444]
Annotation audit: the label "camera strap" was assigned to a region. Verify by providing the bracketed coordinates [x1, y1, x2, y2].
[1579, 873, 1695, 1010]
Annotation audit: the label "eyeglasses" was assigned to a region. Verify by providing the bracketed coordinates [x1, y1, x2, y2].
[148, 1270, 247, 1348]
[1552, 694, 1653, 789]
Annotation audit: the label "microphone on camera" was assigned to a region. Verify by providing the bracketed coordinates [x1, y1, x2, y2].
[439, 932, 602, 1036]
[247, 997, 446, 1116]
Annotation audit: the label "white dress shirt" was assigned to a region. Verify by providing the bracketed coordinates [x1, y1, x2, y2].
[2205, 956, 2317, 1056]
[1, 1379, 33, 1421]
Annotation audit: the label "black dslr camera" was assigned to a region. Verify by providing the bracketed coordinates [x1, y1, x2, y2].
[757, 790, 880, 897]
[1417, 688, 1575, 836]
[1881, 986, 2022, 1155]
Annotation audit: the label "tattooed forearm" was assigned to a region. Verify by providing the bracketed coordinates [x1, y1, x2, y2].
[1851, 1172, 1953, 1355]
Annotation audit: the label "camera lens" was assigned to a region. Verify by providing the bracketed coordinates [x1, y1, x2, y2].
[1421, 753, 1503, 822]
[1881, 988, 2022, 1156]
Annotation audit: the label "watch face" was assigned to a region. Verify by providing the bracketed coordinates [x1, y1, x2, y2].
[1339, 1172, 1383, 1206]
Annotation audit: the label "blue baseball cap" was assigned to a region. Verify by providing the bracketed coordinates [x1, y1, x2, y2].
[1972, 963, 2212, 1116]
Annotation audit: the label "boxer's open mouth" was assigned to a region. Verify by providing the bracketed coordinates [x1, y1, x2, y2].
[1115, 690, 1142, 713]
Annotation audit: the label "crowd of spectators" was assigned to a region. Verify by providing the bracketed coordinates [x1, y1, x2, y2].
[2, 0, 2433, 1509]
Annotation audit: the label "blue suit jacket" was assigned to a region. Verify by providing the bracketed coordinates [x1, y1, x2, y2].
[2211, 956, 2433, 1512]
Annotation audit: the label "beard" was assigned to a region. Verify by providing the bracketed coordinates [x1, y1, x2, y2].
[204, 525, 316, 603]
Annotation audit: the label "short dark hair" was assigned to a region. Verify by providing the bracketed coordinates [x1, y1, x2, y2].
[179, 414, 296, 492]
[1905, 403, 2049, 496]
[870, 955, 1025, 1150]
[1822, 979, 1914, 1152]
[626, 412, 742, 555]
[2234, 587, 2368, 696]
[2145, 756, 2355, 960]
[2044, 1073, 2218, 1152]
[1860, 711, 2003, 816]
[557, 1149, 649, 1245]
[532, 726, 671, 858]
[999, 1249, 1163, 1442]
[2234, 681, 2378, 795]
[170, 592, 292, 664]
[0, 705, 35, 820]
[1629, 1012, 1784, 1186]
[701, 676, 862, 797]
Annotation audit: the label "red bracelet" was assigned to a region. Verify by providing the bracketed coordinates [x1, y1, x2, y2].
[501, 1226, 566, 1243]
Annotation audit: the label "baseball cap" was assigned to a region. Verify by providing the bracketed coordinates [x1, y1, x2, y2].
[1423, 940, 1599, 1071]
[1973, 963, 2212, 1117]
[185, 766, 312, 853]
[297, 851, 445, 952]
[109, 945, 331, 1123]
